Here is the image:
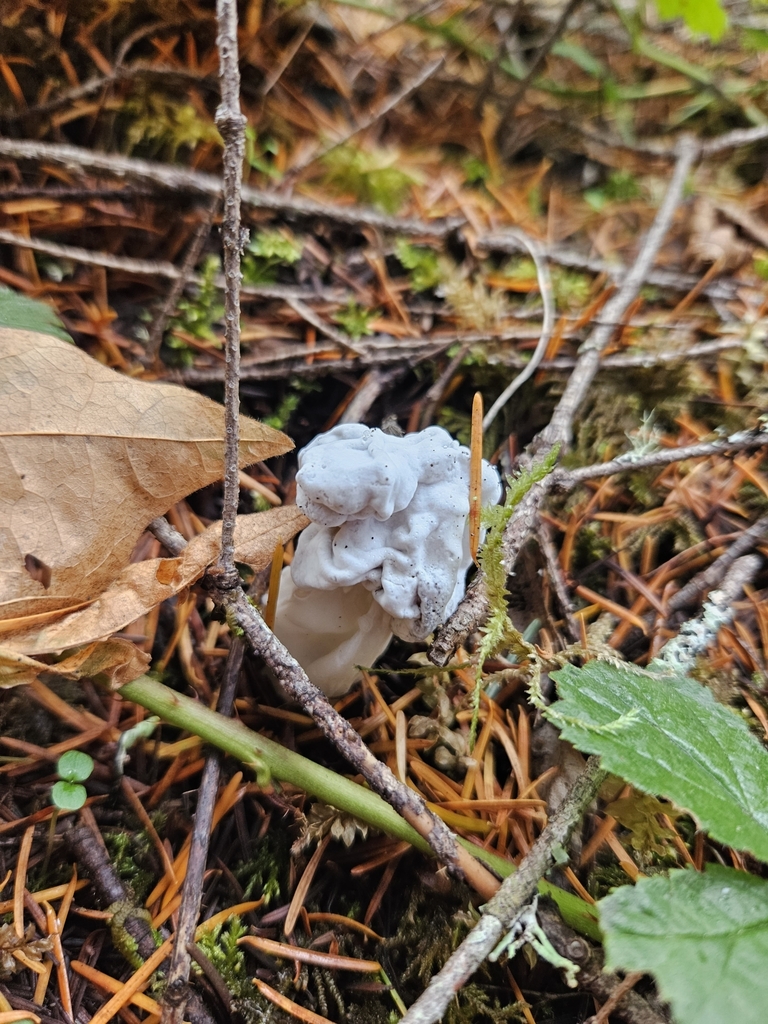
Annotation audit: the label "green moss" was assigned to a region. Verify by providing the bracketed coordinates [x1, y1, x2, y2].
[394, 240, 445, 292]
[332, 301, 380, 340]
[242, 229, 302, 285]
[195, 915, 251, 999]
[234, 831, 288, 905]
[322, 145, 415, 213]
[104, 830, 154, 903]
[469, 448, 560, 744]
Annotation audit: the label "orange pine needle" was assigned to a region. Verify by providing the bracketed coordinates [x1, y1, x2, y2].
[13, 826, 34, 939]
[264, 541, 284, 629]
[304, 913, 382, 941]
[34, 867, 78, 1006]
[70, 961, 162, 1014]
[253, 977, 336, 1024]
[469, 390, 483, 564]
[239, 935, 382, 972]
[87, 939, 172, 1024]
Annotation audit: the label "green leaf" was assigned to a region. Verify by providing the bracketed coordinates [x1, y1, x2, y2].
[653, 0, 727, 42]
[52, 780, 87, 811]
[0, 286, 71, 342]
[56, 750, 94, 783]
[549, 661, 768, 861]
[600, 865, 768, 1024]
[551, 40, 607, 78]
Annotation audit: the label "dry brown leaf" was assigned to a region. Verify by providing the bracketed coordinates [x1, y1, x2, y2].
[0, 638, 149, 688]
[687, 197, 751, 270]
[0, 328, 292, 620]
[0, 506, 308, 663]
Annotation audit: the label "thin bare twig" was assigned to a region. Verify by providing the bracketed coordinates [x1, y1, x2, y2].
[214, 586, 500, 899]
[0, 227, 334, 301]
[399, 756, 607, 1024]
[161, 639, 245, 1024]
[538, 522, 580, 642]
[540, 134, 699, 450]
[585, 971, 645, 1024]
[667, 513, 768, 614]
[286, 296, 364, 356]
[483, 229, 555, 430]
[497, 0, 586, 122]
[213, 0, 247, 585]
[478, 233, 740, 302]
[161, 3, 245, 1019]
[146, 202, 219, 362]
[0, 136, 463, 236]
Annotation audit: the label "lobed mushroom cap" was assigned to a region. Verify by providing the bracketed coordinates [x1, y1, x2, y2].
[291, 425, 501, 641]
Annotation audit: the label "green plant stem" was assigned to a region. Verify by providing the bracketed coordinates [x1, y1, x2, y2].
[119, 676, 599, 940]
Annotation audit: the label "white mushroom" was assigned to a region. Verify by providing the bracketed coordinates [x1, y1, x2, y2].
[273, 424, 502, 697]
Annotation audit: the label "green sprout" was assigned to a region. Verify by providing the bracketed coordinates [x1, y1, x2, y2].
[52, 750, 94, 812]
[45, 750, 94, 877]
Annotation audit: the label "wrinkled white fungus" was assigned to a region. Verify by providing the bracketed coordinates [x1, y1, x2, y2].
[272, 424, 501, 696]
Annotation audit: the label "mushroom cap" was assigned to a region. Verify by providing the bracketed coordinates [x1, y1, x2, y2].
[291, 425, 501, 641]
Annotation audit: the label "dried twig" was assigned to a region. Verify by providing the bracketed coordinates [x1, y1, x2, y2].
[63, 823, 216, 1024]
[399, 756, 607, 1024]
[666, 513, 768, 613]
[0, 137, 463, 236]
[161, 640, 244, 1024]
[161, 3, 246, 1019]
[540, 134, 699, 450]
[211, 586, 500, 900]
[483, 229, 555, 430]
[146, 202, 218, 362]
[213, 0, 247, 585]
[497, 0, 586, 123]
[286, 296, 364, 356]
[0, 227, 333, 301]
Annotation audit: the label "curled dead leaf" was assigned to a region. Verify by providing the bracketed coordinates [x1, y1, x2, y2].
[0, 328, 293, 620]
[687, 197, 750, 270]
[0, 638, 149, 689]
[0, 506, 309, 668]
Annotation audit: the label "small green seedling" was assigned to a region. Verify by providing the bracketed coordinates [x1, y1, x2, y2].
[45, 750, 94, 877]
[53, 750, 94, 811]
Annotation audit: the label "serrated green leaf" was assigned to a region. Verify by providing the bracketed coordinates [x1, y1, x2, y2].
[0, 286, 71, 342]
[549, 662, 768, 861]
[654, 0, 727, 42]
[52, 780, 87, 811]
[600, 865, 768, 1024]
[56, 749, 94, 783]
